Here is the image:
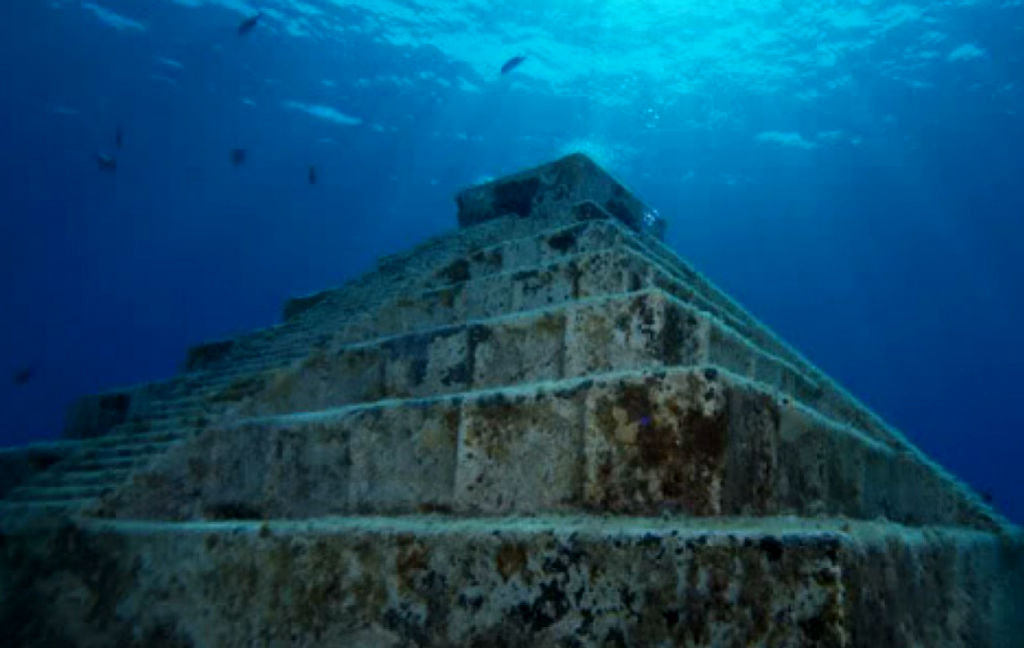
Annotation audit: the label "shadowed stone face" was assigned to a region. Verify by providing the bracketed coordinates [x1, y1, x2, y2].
[493, 177, 540, 218]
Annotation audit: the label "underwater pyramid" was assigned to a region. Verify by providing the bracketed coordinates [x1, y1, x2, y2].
[1, 153, 1021, 646]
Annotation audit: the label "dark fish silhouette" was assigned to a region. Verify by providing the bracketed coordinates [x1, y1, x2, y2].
[12, 367, 32, 385]
[95, 152, 117, 172]
[308, 165, 317, 185]
[238, 12, 262, 35]
[115, 126, 123, 149]
[500, 55, 527, 75]
[231, 148, 246, 166]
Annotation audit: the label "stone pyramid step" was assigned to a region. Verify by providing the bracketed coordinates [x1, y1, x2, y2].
[3, 483, 113, 503]
[67, 457, 144, 472]
[202, 245, 891, 451]
[80, 440, 178, 461]
[7, 514, 1010, 648]
[108, 417, 197, 436]
[32, 467, 132, 488]
[99, 366, 997, 533]
[86, 429, 187, 447]
[224, 289, 822, 424]
[0, 498, 95, 519]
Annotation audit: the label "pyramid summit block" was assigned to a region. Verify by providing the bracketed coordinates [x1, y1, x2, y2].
[456, 153, 667, 240]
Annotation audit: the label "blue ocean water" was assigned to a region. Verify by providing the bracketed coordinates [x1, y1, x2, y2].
[0, 0, 1021, 523]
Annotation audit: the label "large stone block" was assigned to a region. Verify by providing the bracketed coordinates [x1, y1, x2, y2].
[381, 327, 470, 399]
[455, 386, 585, 514]
[582, 371, 728, 516]
[347, 401, 461, 514]
[456, 153, 666, 240]
[470, 311, 566, 388]
[94, 417, 353, 520]
[566, 291, 706, 375]
[248, 345, 386, 415]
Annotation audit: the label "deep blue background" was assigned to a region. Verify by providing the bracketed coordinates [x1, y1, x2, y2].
[1, 1, 1021, 522]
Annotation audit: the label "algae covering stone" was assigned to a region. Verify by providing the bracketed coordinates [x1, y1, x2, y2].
[455, 386, 585, 514]
[2, 154, 1022, 646]
[582, 371, 729, 516]
[2, 517, 1021, 647]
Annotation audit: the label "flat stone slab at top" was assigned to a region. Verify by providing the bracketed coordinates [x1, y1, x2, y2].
[456, 153, 667, 240]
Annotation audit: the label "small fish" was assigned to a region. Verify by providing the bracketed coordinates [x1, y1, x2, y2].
[308, 165, 317, 185]
[230, 148, 246, 166]
[12, 367, 32, 385]
[115, 126, 123, 149]
[500, 55, 527, 75]
[95, 152, 117, 172]
[237, 12, 262, 35]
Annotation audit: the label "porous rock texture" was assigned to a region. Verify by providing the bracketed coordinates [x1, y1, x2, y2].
[1, 154, 1021, 647]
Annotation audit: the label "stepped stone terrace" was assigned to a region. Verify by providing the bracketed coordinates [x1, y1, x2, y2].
[1, 153, 1021, 647]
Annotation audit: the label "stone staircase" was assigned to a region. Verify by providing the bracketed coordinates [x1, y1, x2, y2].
[1, 153, 1020, 647]
[0, 430, 188, 516]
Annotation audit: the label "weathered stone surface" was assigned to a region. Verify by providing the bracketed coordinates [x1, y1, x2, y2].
[348, 401, 460, 514]
[2, 516, 1020, 648]
[232, 291, 710, 414]
[427, 218, 626, 292]
[470, 311, 566, 387]
[86, 367, 1002, 533]
[582, 371, 728, 516]
[456, 387, 584, 514]
[566, 291, 704, 374]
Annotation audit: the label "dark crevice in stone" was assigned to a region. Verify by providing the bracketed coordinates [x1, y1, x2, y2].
[494, 177, 540, 218]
